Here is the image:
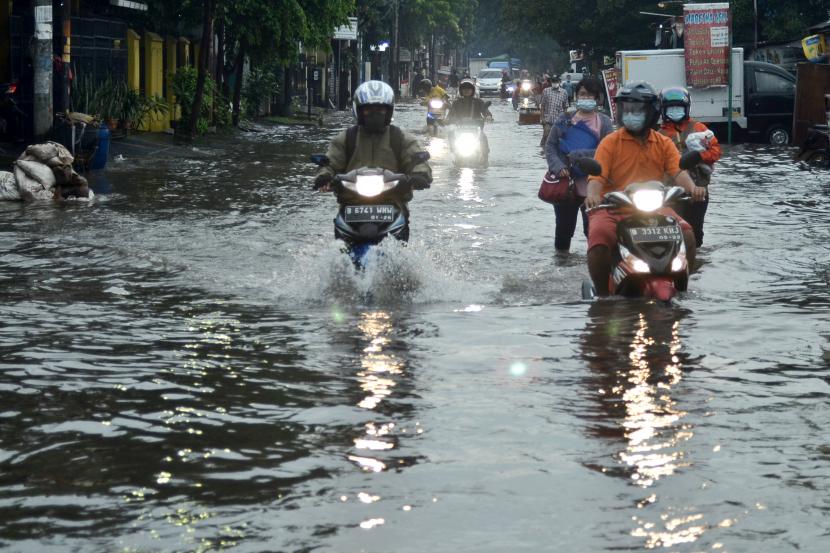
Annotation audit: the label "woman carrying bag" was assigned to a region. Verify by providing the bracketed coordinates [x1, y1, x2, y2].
[542, 77, 613, 254]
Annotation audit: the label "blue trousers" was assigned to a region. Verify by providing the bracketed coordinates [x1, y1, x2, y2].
[553, 198, 589, 251]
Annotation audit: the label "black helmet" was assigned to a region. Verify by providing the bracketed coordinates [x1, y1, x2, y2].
[459, 78, 476, 95]
[615, 80, 660, 128]
[660, 86, 691, 121]
[419, 78, 433, 92]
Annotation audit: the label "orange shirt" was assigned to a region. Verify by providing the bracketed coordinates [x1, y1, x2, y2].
[658, 119, 722, 165]
[592, 129, 681, 195]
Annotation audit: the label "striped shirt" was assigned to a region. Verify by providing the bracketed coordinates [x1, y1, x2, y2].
[540, 87, 569, 124]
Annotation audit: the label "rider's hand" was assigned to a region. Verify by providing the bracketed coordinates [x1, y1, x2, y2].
[585, 191, 603, 210]
[557, 168, 570, 178]
[690, 185, 707, 202]
[314, 174, 332, 192]
[409, 174, 430, 191]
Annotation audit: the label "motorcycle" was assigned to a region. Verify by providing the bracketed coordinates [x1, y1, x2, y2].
[426, 98, 448, 135]
[500, 81, 516, 99]
[311, 152, 430, 268]
[795, 124, 830, 168]
[449, 123, 488, 167]
[0, 81, 24, 140]
[578, 154, 700, 302]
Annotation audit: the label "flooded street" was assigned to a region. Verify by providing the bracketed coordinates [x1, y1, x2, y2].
[1, 100, 829, 552]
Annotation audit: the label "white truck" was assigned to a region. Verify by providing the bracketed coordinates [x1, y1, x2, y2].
[616, 48, 797, 144]
[468, 58, 490, 79]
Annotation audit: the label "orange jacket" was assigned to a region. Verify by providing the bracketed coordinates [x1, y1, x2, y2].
[658, 119, 721, 166]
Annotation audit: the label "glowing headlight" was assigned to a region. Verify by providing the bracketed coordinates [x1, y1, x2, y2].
[521, 82, 531, 91]
[455, 133, 479, 157]
[671, 254, 687, 272]
[355, 175, 385, 197]
[429, 99, 444, 109]
[631, 189, 664, 212]
[620, 245, 650, 273]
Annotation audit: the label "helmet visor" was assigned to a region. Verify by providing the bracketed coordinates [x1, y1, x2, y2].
[619, 101, 648, 115]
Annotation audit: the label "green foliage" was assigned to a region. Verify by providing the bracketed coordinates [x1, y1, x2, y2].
[172, 66, 229, 134]
[71, 75, 129, 121]
[242, 66, 278, 118]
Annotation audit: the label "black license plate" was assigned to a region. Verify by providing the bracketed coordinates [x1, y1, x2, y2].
[628, 225, 682, 242]
[344, 205, 395, 223]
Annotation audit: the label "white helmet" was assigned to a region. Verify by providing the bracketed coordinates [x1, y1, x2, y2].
[353, 80, 395, 125]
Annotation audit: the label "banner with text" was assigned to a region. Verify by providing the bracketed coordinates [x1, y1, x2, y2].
[683, 3, 731, 87]
[602, 68, 621, 121]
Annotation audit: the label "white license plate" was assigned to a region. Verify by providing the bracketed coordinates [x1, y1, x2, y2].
[344, 205, 395, 223]
[628, 225, 682, 242]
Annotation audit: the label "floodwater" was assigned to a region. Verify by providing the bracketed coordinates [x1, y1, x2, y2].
[1, 100, 829, 553]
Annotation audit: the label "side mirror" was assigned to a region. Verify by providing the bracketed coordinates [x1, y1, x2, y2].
[679, 150, 702, 171]
[413, 151, 431, 162]
[310, 154, 329, 166]
[575, 157, 602, 176]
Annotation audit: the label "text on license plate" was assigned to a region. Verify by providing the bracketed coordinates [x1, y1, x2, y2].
[628, 225, 682, 242]
[344, 205, 395, 223]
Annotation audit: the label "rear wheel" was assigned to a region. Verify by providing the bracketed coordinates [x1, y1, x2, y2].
[767, 125, 790, 145]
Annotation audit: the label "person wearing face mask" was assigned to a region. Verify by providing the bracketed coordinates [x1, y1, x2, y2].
[544, 77, 614, 253]
[540, 75, 570, 147]
[658, 86, 721, 247]
[447, 78, 492, 162]
[314, 81, 432, 203]
[584, 81, 706, 296]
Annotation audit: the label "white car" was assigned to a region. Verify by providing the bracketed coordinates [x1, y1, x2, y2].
[476, 69, 506, 96]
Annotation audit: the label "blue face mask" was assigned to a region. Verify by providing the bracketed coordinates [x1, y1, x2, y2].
[622, 112, 647, 132]
[666, 106, 686, 122]
[575, 99, 597, 112]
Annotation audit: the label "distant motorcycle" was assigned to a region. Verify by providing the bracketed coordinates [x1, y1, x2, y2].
[0, 81, 24, 140]
[578, 154, 700, 302]
[311, 152, 431, 268]
[449, 123, 488, 167]
[426, 98, 448, 135]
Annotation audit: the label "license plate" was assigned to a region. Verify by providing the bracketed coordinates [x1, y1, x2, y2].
[344, 205, 395, 223]
[628, 225, 682, 242]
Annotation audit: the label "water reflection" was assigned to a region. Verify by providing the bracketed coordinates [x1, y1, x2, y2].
[580, 301, 705, 548]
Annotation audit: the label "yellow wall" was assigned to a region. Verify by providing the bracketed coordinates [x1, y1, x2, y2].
[126, 29, 140, 91]
[143, 32, 166, 131]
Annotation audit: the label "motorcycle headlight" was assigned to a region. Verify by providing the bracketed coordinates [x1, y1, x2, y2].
[620, 245, 650, 273]
[671, 255, 686, 272]
[521, 82, 531, 91]
[429, 99, 444, 109]
[455, 133, 479, 157]
[631, 189, 664, 212]
[355, 175, 386, 197]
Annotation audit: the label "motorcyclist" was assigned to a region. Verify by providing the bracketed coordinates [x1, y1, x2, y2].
[584, 81, 705, 296]
[658, 86, 721, 247]
[500, 70, 511, 98]
[447, 78, 492, 161]
[314, 81, 432, 212]
[419, 78, 448, 103]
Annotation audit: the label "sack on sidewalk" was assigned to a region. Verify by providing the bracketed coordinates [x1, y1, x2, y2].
[0, 171, 20, 201]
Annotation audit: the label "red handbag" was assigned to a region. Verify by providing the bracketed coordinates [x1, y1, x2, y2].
[537, 170, 572, 204]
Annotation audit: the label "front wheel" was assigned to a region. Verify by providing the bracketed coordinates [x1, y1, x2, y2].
[767, 125, 791, 145]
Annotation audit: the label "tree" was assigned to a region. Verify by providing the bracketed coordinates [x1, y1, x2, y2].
[188, 0, 216, 139]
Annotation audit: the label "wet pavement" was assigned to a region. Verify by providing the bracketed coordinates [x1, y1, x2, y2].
[1, 99, 829, 552]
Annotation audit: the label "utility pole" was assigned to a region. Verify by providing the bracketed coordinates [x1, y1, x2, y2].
[392, 0, 399, 95]
[33, 0, 53, 138]
[60, 0, 71, 113]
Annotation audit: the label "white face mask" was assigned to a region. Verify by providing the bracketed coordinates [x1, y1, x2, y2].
[622, 112, 647, 132]
[665, 106, 686, 122]
[551, 83, 560, 89]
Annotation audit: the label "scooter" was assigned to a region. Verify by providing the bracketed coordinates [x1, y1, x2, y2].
[426, 98, 448, 135]
[0, 81, 24, 140]
[449, 122, 488, 167]
[578, 155, 699, 302]
[311, 153, 430, 268]
[795, 124, 830, 168]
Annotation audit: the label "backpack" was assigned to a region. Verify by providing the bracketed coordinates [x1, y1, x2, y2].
[345, 124, 406, 171]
